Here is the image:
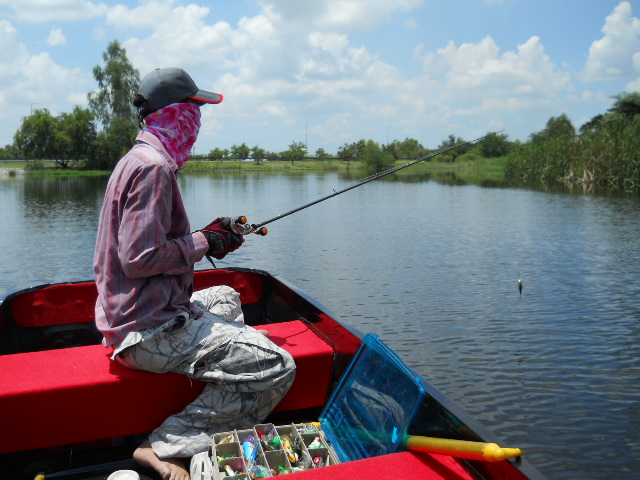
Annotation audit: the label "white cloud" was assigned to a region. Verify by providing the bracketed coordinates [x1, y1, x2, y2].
[1, 0, 637, 151]
[0, 19, 22, 62]
[428, 36, 571, 94]
[113, 0, 413, 138]
[405, 18, 418, 29]
[92, 26, 106, 42]
[46, 27, 66, 46]
[307, 32, 349, 59]
[415, 35, 573, 128]
[67, 91, 90, 106]
[115, 3, 239, 74]
[258, 0, 424, 31]
[582, 1, 640, 82]
[0, 0, 108, 23]
[90, 0, 432, 149]
[628, 51, 640, 91]
[106, 0, 183, 30]
[106, 0, 574, 147]
[0, 18, 90, 145]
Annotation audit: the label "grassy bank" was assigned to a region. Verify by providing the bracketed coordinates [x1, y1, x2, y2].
[182, 156, 509, 186]
[2, 156, 509, 186]
[401, 155, 508, 184]
[180, 159, 345, 173]
[0, 161, 110, 176]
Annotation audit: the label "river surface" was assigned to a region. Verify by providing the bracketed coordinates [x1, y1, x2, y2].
[1, 171, 639, 479]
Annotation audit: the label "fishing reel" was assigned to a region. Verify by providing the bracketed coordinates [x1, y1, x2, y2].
[231, 216, 268, 236]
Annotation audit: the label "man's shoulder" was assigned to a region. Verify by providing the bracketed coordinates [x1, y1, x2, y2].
[118, 143, 171, 174]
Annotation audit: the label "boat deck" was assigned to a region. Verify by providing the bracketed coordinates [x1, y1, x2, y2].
[0, 268, 542, 479]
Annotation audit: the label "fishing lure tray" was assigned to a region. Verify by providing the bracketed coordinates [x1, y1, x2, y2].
[190, 334, 426, 479]
[190, 422, 340, 479]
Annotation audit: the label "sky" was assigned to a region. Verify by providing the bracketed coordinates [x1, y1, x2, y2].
[0, 0, 639, 156]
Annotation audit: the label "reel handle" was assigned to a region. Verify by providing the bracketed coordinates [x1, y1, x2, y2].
[253, 226, 268, 236]
[231, 216, 268, 236]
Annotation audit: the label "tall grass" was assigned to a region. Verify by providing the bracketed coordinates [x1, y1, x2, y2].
[506, 117, 640, 192]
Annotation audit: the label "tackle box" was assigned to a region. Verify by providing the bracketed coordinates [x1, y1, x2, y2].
[190, 334, 426, 478]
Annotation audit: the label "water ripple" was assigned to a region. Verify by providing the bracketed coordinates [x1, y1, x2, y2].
[2, 175, 639, 479]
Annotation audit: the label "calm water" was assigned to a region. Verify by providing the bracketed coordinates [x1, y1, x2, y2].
[1, 171, 639, 479]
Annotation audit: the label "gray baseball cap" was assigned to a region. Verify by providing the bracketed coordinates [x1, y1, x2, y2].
[136, 67, 223, 115]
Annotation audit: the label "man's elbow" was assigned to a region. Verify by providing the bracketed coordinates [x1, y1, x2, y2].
[120, 256, 157, 278]
[118, 243, 161, 278]
[122, 261, 145, 278]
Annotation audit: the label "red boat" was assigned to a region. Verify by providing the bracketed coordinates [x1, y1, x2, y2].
[0, 267, 544, 479]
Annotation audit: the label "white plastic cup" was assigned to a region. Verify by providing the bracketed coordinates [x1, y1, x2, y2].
[107, 471, 140, 480]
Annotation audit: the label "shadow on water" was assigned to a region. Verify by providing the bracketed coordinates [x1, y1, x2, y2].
[0, 176, 110, 296]
[22, 176, 108, 218]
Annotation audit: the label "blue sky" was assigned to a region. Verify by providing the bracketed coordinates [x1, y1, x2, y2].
[1, 0, 639, 155]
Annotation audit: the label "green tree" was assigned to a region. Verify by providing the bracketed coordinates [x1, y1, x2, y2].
[337, 142, 358, 163]
[439, 134, 459, 149]
[59, 107, 97, 164]
[337, 139, 366, 163]
[88, 40, 139, 128]
[14, 109, 56, 161]
[580, 93, 640, 137]
[0, 144, 18, 159]
[251, 145, 266, 165]
[14, 107, 96, 168]
[579, 114, 604, 136]
[607, 92, 640, 119]
[479, 132, 511, 158]
[354, 139, 366, 159]
[385, 138, 426, 160]
[91, 118, 135, 170]
[87, 40, 140, 169]
[436, 134, 470, 162]
[231, 143, 250, 161]
[507, 91, 640, 191]
[265, 151, 280, 161]
[361, 140, 394, 171]
[530, 113, 575, 143]
[209, 147, 229, 162]
[315, 147, 328, 160]
[283, 141, 306, 165]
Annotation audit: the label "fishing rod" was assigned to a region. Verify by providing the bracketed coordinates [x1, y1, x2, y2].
[235, 132, 497, 236]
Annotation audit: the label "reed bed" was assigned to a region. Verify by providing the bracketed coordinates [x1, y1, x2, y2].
[506, 117, 640, 192]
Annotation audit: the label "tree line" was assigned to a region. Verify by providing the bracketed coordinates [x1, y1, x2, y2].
[505, 92, 640, 191]
[4, 41, 140, 170]
[0, 39, 511, 171]
[1, 39, 638, 192]
[192, 132, 509, 168]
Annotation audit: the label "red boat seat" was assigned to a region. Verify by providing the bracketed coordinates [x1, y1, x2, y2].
[285, 451, 477, 480]
[0, 320, 333, 454]
[9, 269, 264, 328]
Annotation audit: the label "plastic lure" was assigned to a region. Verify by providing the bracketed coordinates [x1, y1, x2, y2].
[242, 435, 257, 462]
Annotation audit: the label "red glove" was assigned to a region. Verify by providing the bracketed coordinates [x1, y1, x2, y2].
[200, 217, 244, 260]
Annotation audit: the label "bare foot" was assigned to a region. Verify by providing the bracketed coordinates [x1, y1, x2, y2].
[133, 440, 190, 480]
[258, 329, 270, 337]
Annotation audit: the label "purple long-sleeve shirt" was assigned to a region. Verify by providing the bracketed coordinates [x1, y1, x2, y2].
[94, 131, 208, 347]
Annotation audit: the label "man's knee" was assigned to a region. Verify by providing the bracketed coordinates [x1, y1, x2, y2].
[281, 351, 297, 388]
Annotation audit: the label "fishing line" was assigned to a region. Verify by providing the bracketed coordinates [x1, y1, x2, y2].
[242, 132, 498, 233]
[243, 167, 396, 224]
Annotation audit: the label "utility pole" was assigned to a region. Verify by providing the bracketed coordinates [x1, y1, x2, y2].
[305, 120, 310, 155]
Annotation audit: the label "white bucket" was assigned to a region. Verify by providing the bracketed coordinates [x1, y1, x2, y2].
[107, 470, 140, 480]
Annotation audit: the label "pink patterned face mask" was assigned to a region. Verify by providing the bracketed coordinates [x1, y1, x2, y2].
[143, 103, 201, 168]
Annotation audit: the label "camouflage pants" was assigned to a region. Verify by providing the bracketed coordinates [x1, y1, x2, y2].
[115, 286, 296, 458]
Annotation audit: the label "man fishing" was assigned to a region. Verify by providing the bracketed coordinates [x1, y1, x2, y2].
[93, 67, 296, 480]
